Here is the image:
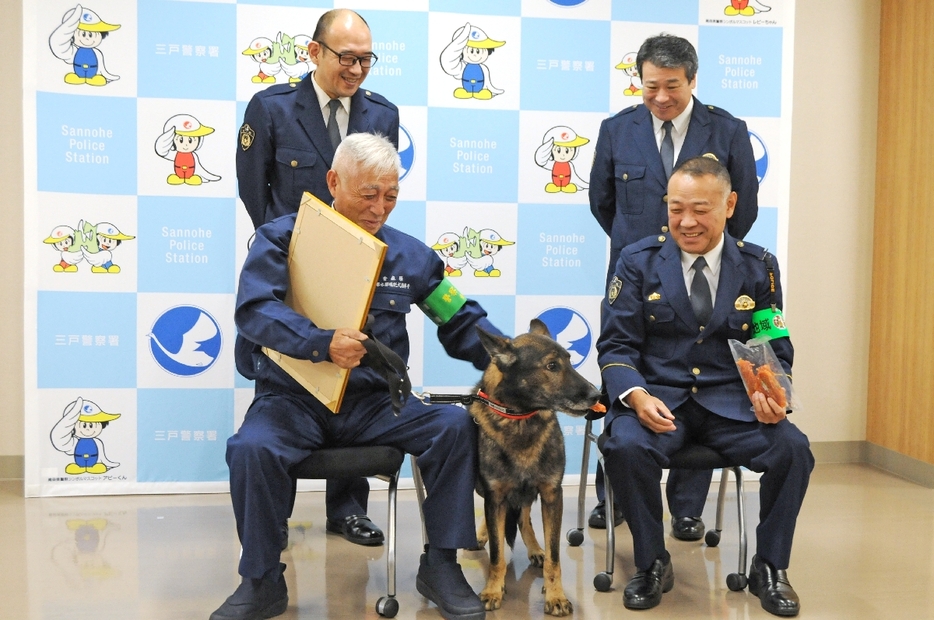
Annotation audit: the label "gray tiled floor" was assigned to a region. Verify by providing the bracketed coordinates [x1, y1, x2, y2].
[1, 463, 932, 619]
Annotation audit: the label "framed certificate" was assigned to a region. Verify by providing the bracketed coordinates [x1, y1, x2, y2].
[263, 192, 387, 412]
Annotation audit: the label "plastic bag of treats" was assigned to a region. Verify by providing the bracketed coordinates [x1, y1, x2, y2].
[728, 338, 800, 412]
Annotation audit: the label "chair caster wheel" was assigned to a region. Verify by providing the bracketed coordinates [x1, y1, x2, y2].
[593, 572, 613, 592]
[705, 529, 721, 547]
[726, 573, 747, 591]
[566, 528, 584, 547]
[376, 595, 399, 617]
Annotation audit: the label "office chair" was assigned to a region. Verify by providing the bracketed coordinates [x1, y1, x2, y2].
[291, 446, 426, 618]
[566, 415, 748, 593]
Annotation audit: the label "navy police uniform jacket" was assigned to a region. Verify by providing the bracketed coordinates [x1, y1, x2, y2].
[237, 76, 400, 229]
[235, 213, 499, 406]
[597, 232, 792, 424]
[589, 98, 759, 282]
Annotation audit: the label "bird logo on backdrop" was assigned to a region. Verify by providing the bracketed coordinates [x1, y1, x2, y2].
[147, 306, 222, 377]
[535, 307, 592, 368]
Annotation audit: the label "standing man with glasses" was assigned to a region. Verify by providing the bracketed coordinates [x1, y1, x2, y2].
[236, 8, 400, 550]
[237, 8, 399, 229]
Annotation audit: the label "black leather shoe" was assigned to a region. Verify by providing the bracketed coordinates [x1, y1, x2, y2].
[670, 516, 704, 541]
[210, 563, 288, 620]
[588, 500, 625, 529]
[748, 555, 801, 617]
[415, 553, 485, 620]
[623, 553, 674, 610]
[325, 514, 385, 546]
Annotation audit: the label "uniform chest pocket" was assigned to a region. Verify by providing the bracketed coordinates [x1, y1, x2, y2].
[727, 310, 753, 340]
[643, 303, 677, 359]
[275, 147, 321, 202]
[615, 165, 646, 215]
[367, 289, 414, 348]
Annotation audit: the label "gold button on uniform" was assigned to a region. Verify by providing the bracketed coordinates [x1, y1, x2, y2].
[290, 160, 298, 167]
[389, 299, 396, 306]
[312, 351, 319, 357]
[737, 241, 745, 248]
[661, 225, 669, 232]
[657, 235, 666, 242]
[649, 315, 656, 322]
[696, 339, 703, 344]
[691, 387, 698, 394]
[663, 194, 668, 202]
[623, 173, 629, 180]
[742, 323, 748, 331]
[692, 367, 701, 375]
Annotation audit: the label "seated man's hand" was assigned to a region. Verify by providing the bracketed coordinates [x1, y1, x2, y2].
[751, 391, 787, 424]
[626, 390, 677, 433]
[329, 328, 368, 369]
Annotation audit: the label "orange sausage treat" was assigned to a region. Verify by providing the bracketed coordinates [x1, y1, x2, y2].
[590, 402, 607, 414]
[736, 358, 758, 399]
[755, 365, 788, 408]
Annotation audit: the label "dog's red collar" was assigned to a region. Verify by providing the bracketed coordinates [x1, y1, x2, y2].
[476, 390, 539, 420]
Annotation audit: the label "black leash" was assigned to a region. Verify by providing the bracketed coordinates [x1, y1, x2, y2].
[413, 390, 539, 420]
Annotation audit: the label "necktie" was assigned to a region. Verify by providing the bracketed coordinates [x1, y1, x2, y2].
[660, 120, 674, 179]
[690, 256, 713, 325]
[327, 99, 342, 150]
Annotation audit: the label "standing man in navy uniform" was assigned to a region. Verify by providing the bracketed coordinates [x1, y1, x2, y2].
[237, 8, 399, 229]
[597, 156, 811, 616]
[588, 33, 759, 539]
[213, 133, 494, 620]
[236, 9, 400, 548]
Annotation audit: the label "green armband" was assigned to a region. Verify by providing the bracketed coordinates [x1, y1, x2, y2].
[751, 307, 790, 340]
[418, 277, 467, 325]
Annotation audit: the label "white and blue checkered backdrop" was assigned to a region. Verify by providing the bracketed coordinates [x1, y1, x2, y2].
[24, 0, 793, 497]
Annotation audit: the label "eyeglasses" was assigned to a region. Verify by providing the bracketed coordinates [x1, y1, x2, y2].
[316, 40, 378, 68]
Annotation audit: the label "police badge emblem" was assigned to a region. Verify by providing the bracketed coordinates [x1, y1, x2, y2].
[239, 123, 255, 151]
[608, 276, 622, 305]
[734, 294, 755, 311]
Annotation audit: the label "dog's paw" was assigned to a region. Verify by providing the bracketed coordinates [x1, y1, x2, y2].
[480, 586, 504, 611]
[544, 595, 573, 617]
[528, 550, 545, 568]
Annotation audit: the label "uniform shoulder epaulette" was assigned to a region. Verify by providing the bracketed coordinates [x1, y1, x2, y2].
[613, 103, 642, 119]
[626, 233, 666, 255]
[363, 89, 398, 112]
[734, 238, 766, 257]
[257, 83, 298, 99]
[704, 103, 739, 120]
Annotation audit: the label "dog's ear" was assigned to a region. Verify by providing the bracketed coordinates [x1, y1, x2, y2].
[528, 318, 552, 339]
[476, 326, 517, 368]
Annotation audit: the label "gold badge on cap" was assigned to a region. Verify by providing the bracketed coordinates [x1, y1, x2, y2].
[648, 292, 661, 301]
[734, 294, 755, 311]
[239, 123, 255, 151]
[608, 276, 622, 305]
[702, 152, 719, 162]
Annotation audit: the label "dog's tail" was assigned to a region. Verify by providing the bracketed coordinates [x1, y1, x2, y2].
[505, 506, 519, 548]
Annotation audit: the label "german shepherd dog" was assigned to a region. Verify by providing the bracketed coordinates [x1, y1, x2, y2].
[472, 319, 602, 616]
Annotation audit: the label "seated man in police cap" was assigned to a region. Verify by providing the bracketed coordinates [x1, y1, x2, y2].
[596, 155, 813, 617]
[211, 132, 497, 620]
